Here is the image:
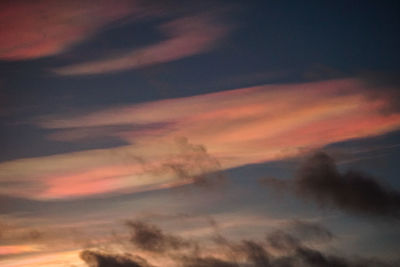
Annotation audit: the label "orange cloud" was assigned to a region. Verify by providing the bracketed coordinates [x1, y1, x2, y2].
[0, 245, 40, 255]
[38, 165, 138, 199]
[1, 79, 400, 199]
[53, 13, 231, 75]
[0, 0, 137, 60]
[0, 249, 83, 267]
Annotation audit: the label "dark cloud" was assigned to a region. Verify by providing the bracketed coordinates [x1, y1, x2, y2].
[290, 246, 397, 267]
[80, 250, 152, 267]
[125, 220, 191, 253]
[210, 231, 396, 267]
[80, 219, 399, 267]
[181, 239, 271, 267]
[267, 230, 300, 251]
[289, 220, 334, 243]
[294, 247, 355, 267]
[264, 230, 395, 267]
[181, 256, 238, 267]
[241, 240, 271, 267]
[295, 152, 400, 218]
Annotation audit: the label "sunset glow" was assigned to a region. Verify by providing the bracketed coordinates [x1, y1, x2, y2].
[1, 1, 400, 266]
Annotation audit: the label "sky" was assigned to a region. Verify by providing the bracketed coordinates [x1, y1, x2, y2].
[1, 0, 400, 266]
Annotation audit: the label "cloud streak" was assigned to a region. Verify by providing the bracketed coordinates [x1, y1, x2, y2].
[53, 13, 231, 75]
[1, 78, 400, 199]
[0, 0, 138, 60]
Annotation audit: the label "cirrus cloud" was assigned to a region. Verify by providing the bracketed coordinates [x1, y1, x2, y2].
[1, 78, 400, 200]
[0, 0, 139, 60]
[52, 12, 231, 75]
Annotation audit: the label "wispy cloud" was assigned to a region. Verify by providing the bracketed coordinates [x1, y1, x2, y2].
[53, 12, 231, 75]
[0, 245, 40, 256]
[1, 78, 400, 199]
[0, 138, 221, 199]
[0, 0, 139, 60]
[0, 249, 83, 267]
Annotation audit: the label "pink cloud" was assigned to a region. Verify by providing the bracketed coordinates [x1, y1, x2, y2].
[0, 0, 138, 60]
[53, 13, 231, 75]
[2, 78, 400, 199]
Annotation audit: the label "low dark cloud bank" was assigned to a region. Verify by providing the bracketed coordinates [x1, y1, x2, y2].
[78, 152, 400, 267]
[80, 220, 398, 267]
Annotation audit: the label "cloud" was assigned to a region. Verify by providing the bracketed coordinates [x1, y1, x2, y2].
[180, 256, 238, 267]
[125, 220, 191, 253]
[294, 152, 400, 219]
[152, 137, 225, 187]
[77, 219, 398, 267]
[0, 137, 222, 199]
[293, 247, 359, 267]
[241, 240, 270, 267]
[53, 12, 231, 75]
[266, 230, 300, 252]
[288, 220, 334, 243]
[1, 78, 400, 200]
[0, 0, 138, 60]
[80, 250, 152, 267]
[266, 219, 334, 253]
[0, 245, 40, 256]
[264, 227, 397, 267]
[0, 0, 231, 65]
[4, 215, 391, 266]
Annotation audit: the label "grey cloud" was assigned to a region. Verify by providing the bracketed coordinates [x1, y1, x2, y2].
[265, 230, 394, 267]
[80, 250, 153, 267]
[125, 220, 191, 253]
[289, 220, 334, 243]
[241, 240, 271, 267]
[181, 256, 239, 267]
[267, 230, 300, 252]
[294, 247, 355, 267]
[80, 219, 398, 267]
[147, 137, 225, 187]
[295, 152, 400, 218]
